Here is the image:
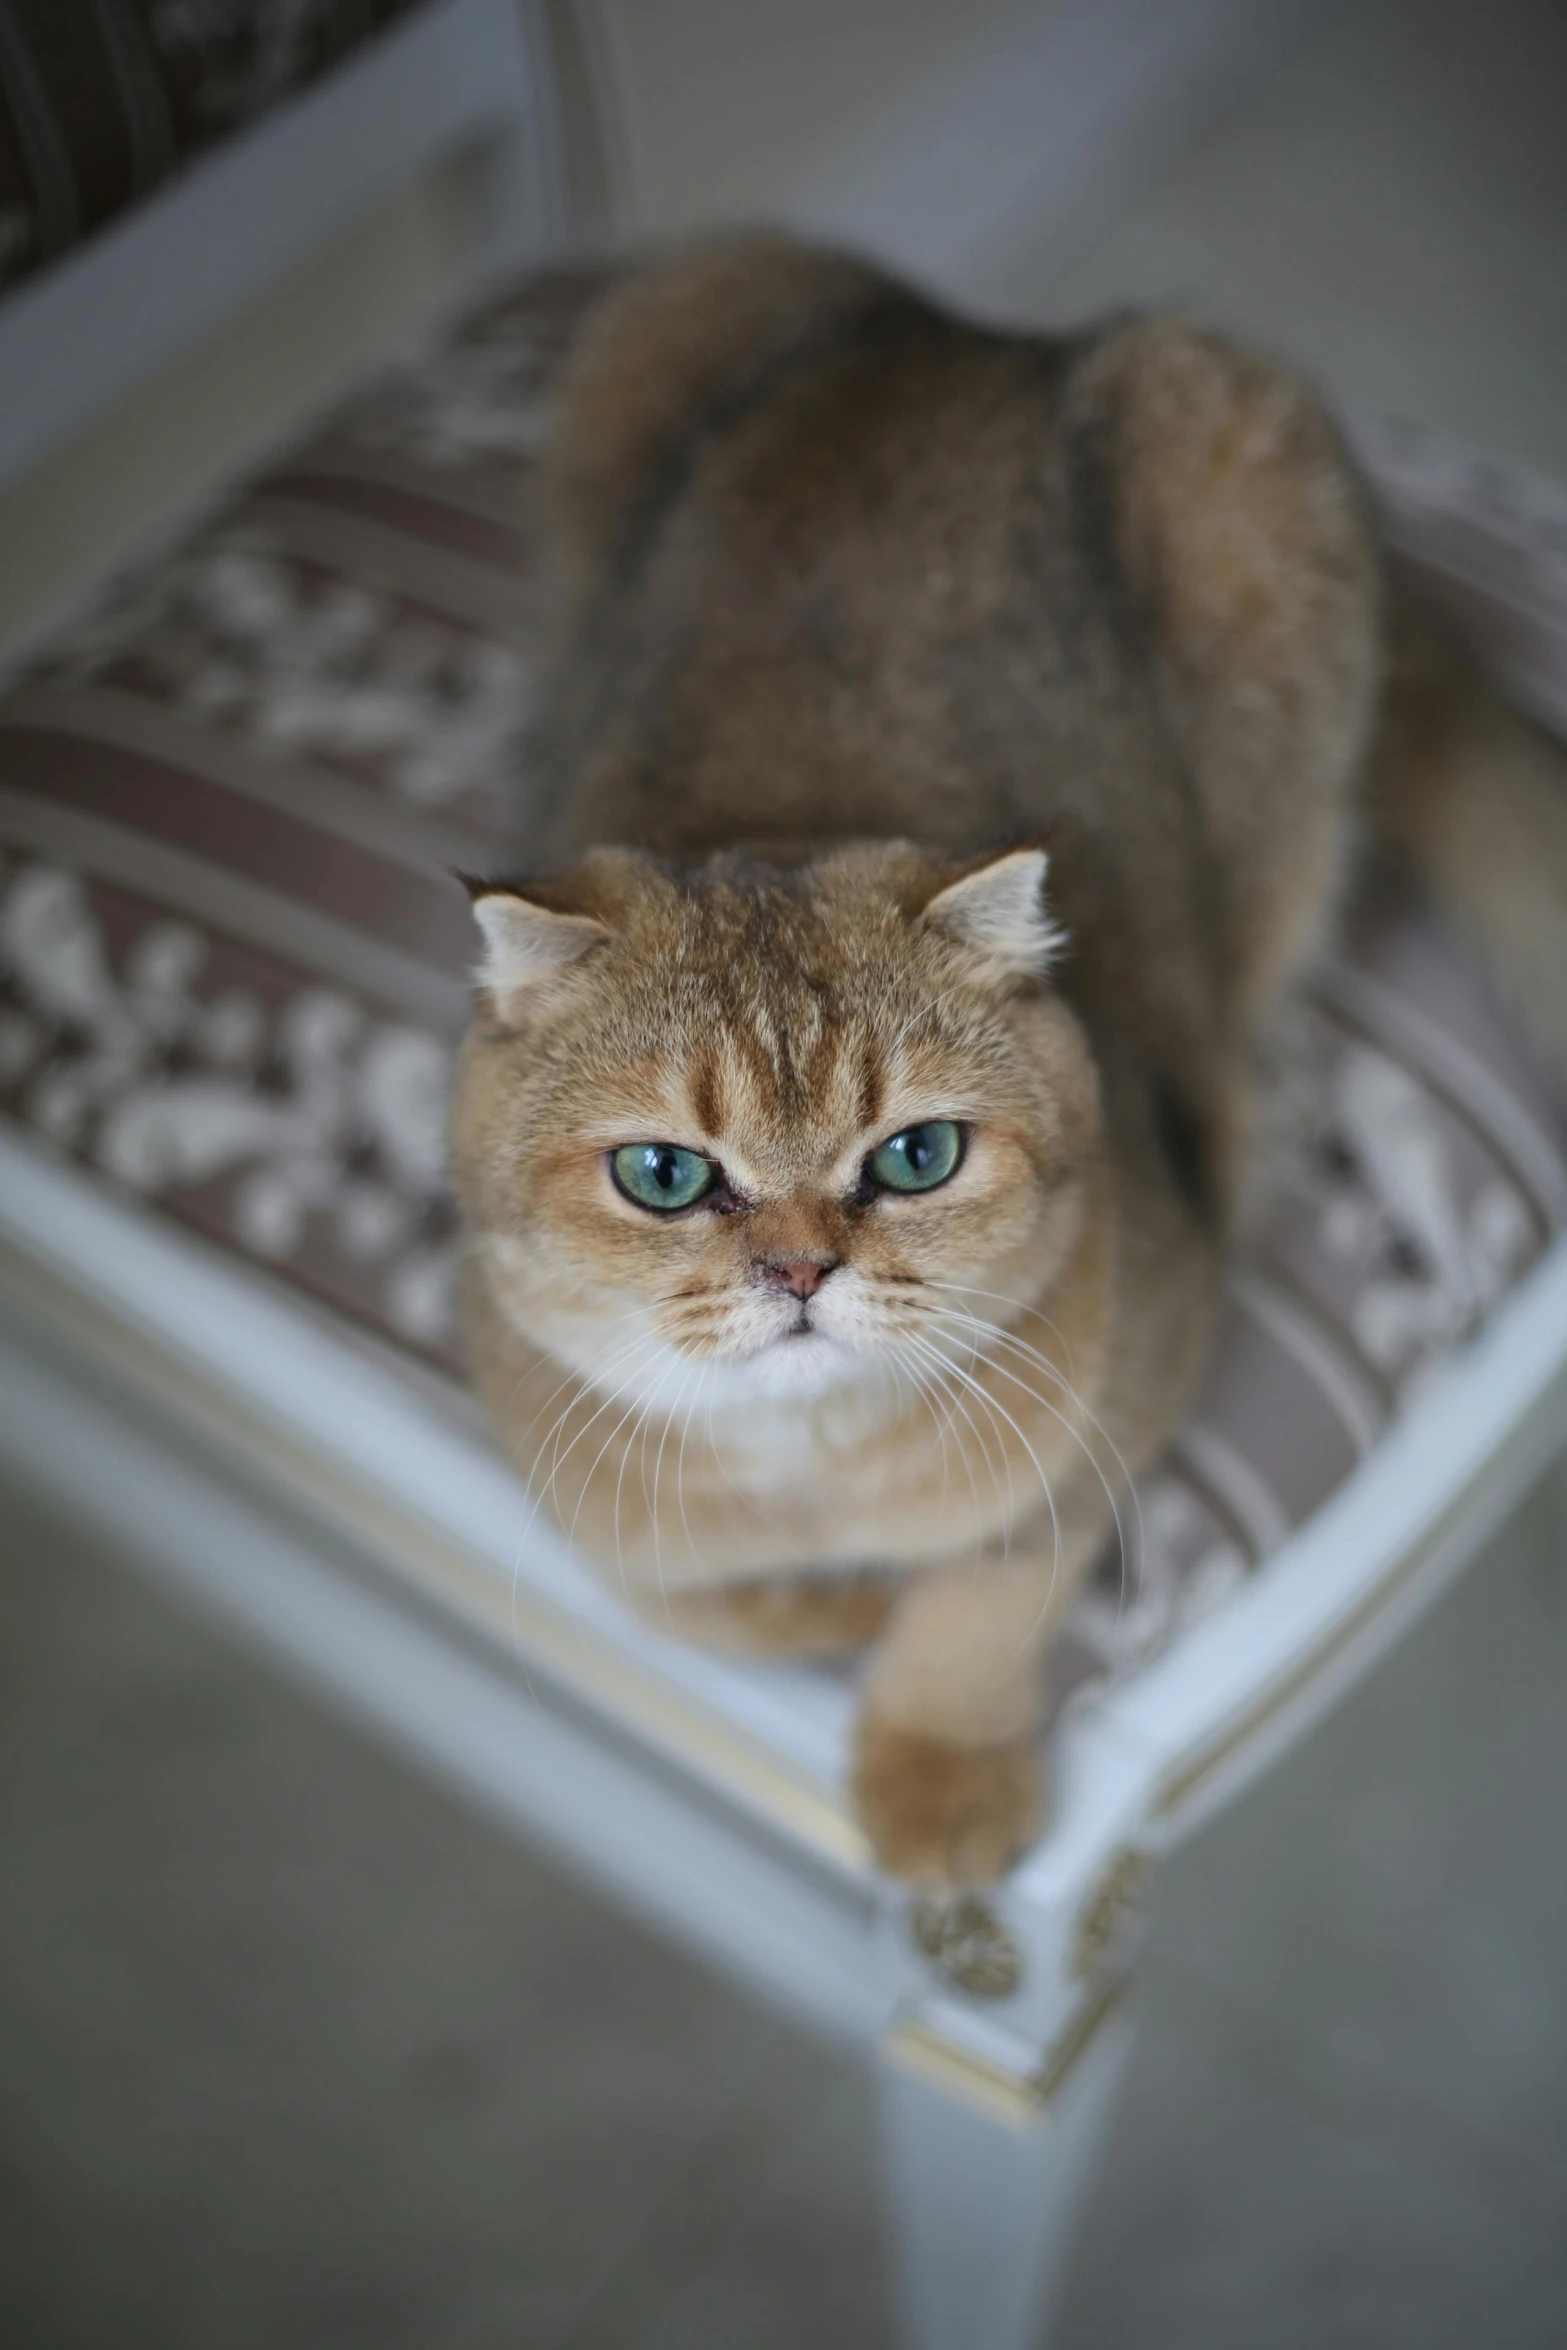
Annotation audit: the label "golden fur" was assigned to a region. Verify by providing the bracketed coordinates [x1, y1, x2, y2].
[449, 236, 1567, 1888]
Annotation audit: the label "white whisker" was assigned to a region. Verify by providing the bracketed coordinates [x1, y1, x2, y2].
[612, 1351, 685, 1597]
[894, 1337, 977, 1535]
[923, 1278, 1083, 1386]
[910, 1331, 1061, 1599]
[905, 1332, 1018, 1572]
[925, 1301, 1142, 1619]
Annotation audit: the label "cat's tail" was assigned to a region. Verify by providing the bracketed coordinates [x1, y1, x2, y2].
[1367, 591, 1567, 1088]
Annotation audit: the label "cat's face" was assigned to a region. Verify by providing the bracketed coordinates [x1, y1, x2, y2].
[449, 843, 1103, 1416]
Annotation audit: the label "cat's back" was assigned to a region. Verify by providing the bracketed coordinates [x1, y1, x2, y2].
[534, 235, 1153, 864]
[532, 235, 1380, 1107]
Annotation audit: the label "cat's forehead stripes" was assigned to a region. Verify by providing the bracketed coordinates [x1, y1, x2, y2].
[855, 1043, 885, 1132]
[538, 860, 1036, 1190]
[687, 1050, 725, 1138]
[729, 984, 843, 1113]
[675, 1009, 881, 1190]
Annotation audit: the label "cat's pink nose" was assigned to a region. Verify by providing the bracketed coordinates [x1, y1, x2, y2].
[755, 1256, 839, 1302]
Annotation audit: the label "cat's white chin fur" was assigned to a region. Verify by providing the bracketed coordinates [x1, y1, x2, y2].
[625, 1329, 866, 1410]
[529, 1313, 871, 1416]
[727, 1328, 858, 1400]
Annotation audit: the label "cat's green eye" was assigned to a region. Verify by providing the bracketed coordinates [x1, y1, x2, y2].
[865, 1120, 964, 1195]
[610, 1142, 716, 1213]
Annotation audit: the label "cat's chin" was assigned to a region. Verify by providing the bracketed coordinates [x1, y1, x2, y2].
[717, 1329, 866, 1403]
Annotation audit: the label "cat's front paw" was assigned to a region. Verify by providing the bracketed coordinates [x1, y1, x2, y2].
[852, 1710, 1043, 1890]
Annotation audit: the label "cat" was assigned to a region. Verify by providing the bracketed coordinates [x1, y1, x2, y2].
[448, 234, 1567, 1890]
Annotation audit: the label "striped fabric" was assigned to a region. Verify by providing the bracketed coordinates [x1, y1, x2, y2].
[0, 0, 429, 294]
[2, 264, 1565, 1720]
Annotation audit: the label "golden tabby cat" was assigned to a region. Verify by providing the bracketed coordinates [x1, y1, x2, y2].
[449, 236, 1567, 1888]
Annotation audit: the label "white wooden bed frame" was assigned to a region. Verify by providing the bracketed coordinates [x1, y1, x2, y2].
[3, 12, 1567, 2338]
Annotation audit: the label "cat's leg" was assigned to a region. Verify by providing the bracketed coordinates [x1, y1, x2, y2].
[852, 1509, 1102, 1887]
[637, 1571, 899, 1659]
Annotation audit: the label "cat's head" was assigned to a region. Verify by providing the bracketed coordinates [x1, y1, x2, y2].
[449, 842, 1104, 1411]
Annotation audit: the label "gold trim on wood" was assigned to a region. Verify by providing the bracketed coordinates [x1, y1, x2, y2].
[884, 1980, 1126, 2129]
[1070, 1844, 1152, 1981]
[1036, 1977, 1127, 2101]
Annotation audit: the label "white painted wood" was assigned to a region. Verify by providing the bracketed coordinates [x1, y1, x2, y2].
[0, 1311, 888, 2050]
[0, 0, 555, 492]
[878, 2001, 1137, 2350]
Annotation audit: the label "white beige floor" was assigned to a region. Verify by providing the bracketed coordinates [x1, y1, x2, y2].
[4, 2, 1567, 2342]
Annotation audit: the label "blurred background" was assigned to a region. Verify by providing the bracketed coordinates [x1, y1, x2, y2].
[5, 0, 1566, 665]
[2, 4, 1565, 2344]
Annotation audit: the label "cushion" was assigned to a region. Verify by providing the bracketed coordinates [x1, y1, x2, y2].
[0, 0, 431, 296]
[2, 268, 1565, 1726]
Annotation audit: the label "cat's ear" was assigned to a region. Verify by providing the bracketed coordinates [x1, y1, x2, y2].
[921, 848, 1064, 980]
[464, 880, 611, 1025]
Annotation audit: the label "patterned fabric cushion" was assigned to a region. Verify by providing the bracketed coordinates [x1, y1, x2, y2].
[0, 0, 430, 296]
[2, 268, 1565, 1723]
